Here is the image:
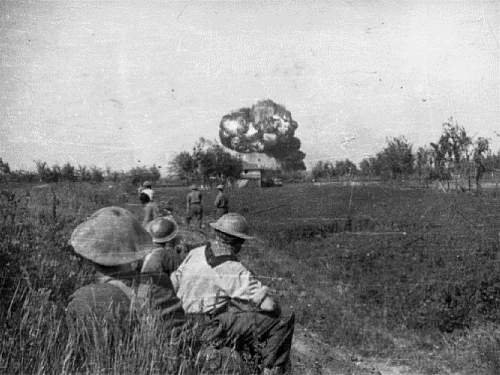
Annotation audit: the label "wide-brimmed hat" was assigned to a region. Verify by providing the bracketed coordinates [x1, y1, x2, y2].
[216, 184, 224, 190]
[70, 206, 154, 266]
[146, 216, 178, 243]
[209, 213, 253, 240]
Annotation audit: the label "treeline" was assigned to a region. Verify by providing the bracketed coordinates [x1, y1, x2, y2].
[313, 117, 500, 184]
[169, 138, 242, 185]
[0, 159, 162, 185]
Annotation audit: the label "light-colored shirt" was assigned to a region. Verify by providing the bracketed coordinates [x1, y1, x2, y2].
[187, 190, 202, 206]
[170, 245, 269, 313]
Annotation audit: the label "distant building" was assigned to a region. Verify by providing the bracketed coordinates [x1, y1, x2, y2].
[240, 153, 281, 187]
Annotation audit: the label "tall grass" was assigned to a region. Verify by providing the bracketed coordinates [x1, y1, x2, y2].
[3, 181, 500, 373]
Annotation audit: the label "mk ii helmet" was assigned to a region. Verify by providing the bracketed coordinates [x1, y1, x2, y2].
[70, 206, 154, 266]
[146, 216, 178, 244]
[210, 213, 253, 240]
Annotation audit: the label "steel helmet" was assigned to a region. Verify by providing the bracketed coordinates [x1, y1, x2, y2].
[190, 184, 198, 190]
[146, 216, 178, 243]
[70, 206, 154, 266]
[216, 184, 224, 190]
[210, 213, 253, 240]
[143, 181, 152, 188]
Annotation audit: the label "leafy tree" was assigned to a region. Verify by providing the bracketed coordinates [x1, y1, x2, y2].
[377, 136, 414, 178]
[149, 165, 161, 183]
[311, 160, 334, 180]
[0, 158, 10, 174]
[473, 137, 490, 190]
[334, 159, 358, 176]
[50, 164, 62, 182]
[34, 160, 51, 182]
[170, 138, 242, 184]
[169, 151, 197, 182]
[359, 157, 381, 177]
[61, 162, 76, 182]
[77, 165, 92, 182]
[90, 166, 104, 183]
[430, 117, 472, 179]
[415, 146, 434, 180]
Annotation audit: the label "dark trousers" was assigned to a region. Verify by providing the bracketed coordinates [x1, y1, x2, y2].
[186, 203, 203, 227]
[207, 309, 295, 369]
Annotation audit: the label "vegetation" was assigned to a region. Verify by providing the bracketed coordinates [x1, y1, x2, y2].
[169, 138, 243, 185]
[2, 181, 500, 374]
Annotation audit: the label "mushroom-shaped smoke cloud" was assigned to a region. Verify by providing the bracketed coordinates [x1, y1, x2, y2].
[219, 99, 306, 170]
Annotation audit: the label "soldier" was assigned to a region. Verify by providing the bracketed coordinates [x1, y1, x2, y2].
[140, 191, 160, 227]
[141, 216, 185, 324]
[138, 180, 154, 200]
[214, 184, 229, 218]
[170, 213, 294, 375]
[186, 184, 203, 229]
[66, 207, 185, 335]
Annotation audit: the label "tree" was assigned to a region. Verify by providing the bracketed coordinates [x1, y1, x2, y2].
[61, 162, 76, 182]
[334, 159, 358, 176]
[34, 160, 50, 182]
[0, 158, 10, 182]
[312, 160, 334, 180]
[77, 165, 91, 182]
[90, 166, 104, 183]
[359, 157, 381, 177]
[170, 138, 243, 184]
[415, 146, 434, 180]
[473, 137, 489, 190]
[0, 158, 10, 174]
[169, 151, 196, 182]
[377, 136, 414, 179]
[430, 117, 472, 179]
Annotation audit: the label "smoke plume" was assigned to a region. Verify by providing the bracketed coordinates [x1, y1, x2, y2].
[219, 99, 306, 170]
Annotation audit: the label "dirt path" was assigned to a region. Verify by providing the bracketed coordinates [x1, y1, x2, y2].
[291, 326, 420, 375]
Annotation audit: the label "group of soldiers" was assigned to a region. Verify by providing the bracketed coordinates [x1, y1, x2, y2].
[138, 181, 229, 229]
[65, 182, 294, 375]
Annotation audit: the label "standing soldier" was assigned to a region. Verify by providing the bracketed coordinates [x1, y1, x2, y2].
[214, 184, 229, 218]
[186, 184, 203, 229]
[140, 191, 160, 227]
[138, 180, 154, 201]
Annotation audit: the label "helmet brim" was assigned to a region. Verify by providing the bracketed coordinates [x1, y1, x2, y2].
[209, 222, 254, 240]
[146, 217, 179, 244]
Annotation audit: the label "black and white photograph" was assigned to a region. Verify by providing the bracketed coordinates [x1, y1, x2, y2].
[1, 1, 500, 374]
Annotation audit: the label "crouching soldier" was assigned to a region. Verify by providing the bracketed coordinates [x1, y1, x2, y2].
[141, 216, 185, 325]
[170, 213, 294, 375]
[66, 207, 185, 340]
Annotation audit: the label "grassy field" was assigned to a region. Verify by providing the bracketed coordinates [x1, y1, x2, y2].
[2, 181, 500, 374]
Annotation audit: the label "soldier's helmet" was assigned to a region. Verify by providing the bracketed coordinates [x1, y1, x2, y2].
[210, 213, 253, 240]
[143, 181, 152, 188]
[190, 184, 198, 190]
[70, 206, 154, 266]
[216, 184, 224, 190]
[146, 216, 178, 244]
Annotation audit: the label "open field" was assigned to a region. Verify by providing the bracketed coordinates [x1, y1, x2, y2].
[2, 182, 500, 374]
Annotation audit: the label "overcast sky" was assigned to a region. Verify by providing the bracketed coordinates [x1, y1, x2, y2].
[1, 0, 499, 171]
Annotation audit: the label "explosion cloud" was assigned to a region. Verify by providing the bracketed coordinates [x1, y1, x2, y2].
[219, 99, 306, 170]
